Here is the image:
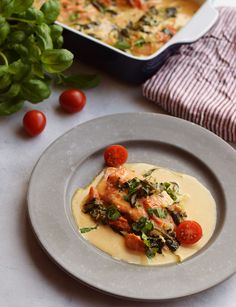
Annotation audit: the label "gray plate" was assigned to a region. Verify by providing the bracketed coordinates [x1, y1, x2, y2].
[27, 113, 236, 301]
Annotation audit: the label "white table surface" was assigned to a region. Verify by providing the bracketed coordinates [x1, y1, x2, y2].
[1, 1, 235, 306]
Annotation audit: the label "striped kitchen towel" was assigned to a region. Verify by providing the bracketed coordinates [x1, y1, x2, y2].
[143, 7, 236, 142]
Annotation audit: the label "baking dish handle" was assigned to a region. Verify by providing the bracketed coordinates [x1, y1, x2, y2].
[170, 1, 219, 45]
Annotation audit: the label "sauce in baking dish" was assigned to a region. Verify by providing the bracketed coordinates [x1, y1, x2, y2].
[72, 163, 216, 265]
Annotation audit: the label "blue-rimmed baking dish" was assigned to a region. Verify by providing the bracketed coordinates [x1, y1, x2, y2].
[58, 0, 218, 84]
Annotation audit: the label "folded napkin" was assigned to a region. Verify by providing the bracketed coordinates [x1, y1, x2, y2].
[143, 7, 236, 142]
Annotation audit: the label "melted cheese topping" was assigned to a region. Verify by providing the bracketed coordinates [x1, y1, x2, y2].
[72, 163, 216, 265]
[36, 0, 201, 57]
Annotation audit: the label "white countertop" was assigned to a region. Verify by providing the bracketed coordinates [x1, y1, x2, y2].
[1, 1, 235, 306]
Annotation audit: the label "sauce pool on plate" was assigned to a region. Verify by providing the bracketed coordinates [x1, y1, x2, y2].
[72, 163, 216, 265]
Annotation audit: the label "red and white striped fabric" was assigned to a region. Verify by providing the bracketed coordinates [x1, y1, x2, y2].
[143, 7, 236, 142]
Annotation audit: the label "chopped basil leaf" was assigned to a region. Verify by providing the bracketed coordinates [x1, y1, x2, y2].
[166, 189, 177, 201]
[123, 195, 130, 202]
[83, 199, 107, 223]
[132, 217, 153, 234]
[159, 182, 179, 201]
[143, 168, 157, 177]
[80, 225, 98, 233]
[122, 178, 141, 206]
[123, 177, 156, 207]
[155, 207, 168, 219]
[125, 178, 141, 194]
[69, 12, 79, 22]
[106, 205, 121, 221]
[140, 16, 158, 26]
[147, 208, 154, 217]
[114, 40, 131, 50]
[144, 236, 165, 257]
[147, 207, 167, 219]
[146, 247, 157, 258]
[134, 37, 145, 47]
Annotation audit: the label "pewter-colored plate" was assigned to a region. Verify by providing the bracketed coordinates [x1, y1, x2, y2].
[27, 113, 236, 301]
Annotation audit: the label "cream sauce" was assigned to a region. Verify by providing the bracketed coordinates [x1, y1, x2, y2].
[72, 163, 216, 265]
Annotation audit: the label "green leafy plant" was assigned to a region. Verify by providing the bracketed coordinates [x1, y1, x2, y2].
[0, 0, 99, 115]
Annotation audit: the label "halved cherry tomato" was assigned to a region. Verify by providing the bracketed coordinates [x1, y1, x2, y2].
[104, 145, 128, 167]
[176, 220, 203, 245]
[59, 89, 86, 113]
[23, 110, 46, 137]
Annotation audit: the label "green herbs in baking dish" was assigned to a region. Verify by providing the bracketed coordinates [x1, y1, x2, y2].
[57, 0, 200, 57]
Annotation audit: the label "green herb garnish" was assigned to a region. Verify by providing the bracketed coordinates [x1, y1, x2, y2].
[147, 207, 168, 219]
[125, 178, 141, 194]
[134, 37, 145, 47]
[143, 168, 157, 177]
[114, 40, 131, 50]
[159, 182, 179, 201]
[69, 12, 80, 22]
[122, 177, 156, 207]
[132, 217, 153, 234]
[140, 16, 159, 26]
[106, 205, 121, 221]
[83, 199, 107, 224]
[80, 225, 98, 233]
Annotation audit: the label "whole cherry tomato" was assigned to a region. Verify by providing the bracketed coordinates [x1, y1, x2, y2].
[176, 220, 203, 245]
[104, 144, 128, 167]
[23, 110, 46, 136]
[59, 89, 86, 113]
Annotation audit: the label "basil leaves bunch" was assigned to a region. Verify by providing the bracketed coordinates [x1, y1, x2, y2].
[0, 0, 99, 115]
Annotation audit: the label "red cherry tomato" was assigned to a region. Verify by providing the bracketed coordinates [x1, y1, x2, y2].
[176, 220, 203, 245]
[59, 89, 86, 113]
[128, 0, 145, 9]
[23, 110, 46, 137]
[104, 145, 128, 167]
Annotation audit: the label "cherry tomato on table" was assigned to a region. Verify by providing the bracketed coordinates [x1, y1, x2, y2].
[59, 89, 86, 113]
[176, 220, 203, 245]
[23, 110, 46, 137]
[104, 144, 128, 167]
